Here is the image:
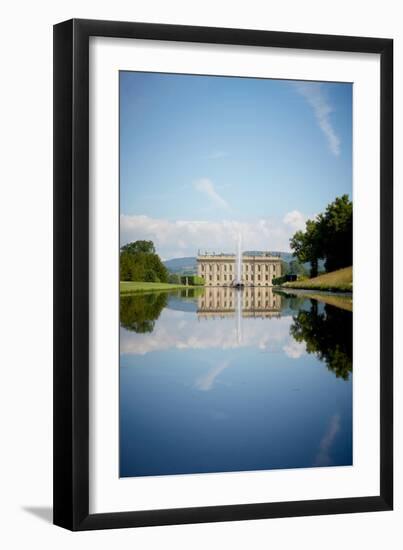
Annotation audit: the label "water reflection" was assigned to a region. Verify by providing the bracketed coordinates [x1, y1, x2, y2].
[119, 288, 352, 373]
[198, 286, 281, 318]
[120, 292, 167, 333]
[120, 287, 352, 477]
[314, 413, 341, 466]
[120, 292, 294, 356]
[290, 299, 352, 380]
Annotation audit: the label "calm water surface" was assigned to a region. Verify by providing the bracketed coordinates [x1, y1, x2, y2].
[120, 287, 352, 477]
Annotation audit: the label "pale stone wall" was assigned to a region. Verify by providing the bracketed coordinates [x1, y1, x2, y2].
[197, 254, 282, 287]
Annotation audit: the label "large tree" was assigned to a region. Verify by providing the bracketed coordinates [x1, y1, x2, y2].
[120, 240, 168, 283]
[290, 195, 352, 277]
[121, 240, 155, 255]
[287, 259, 308, 277]
[320, 194, 352, 272]
[290, 219, 323, 277]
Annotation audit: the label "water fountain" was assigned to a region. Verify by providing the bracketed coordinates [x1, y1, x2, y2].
[233, 233, 244, 289]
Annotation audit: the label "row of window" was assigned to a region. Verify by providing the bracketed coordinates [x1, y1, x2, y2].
[200, 264, 234, 272]
[207, 274, 273, 281]
[200, 264, 278, 273]
[200, 300, 276, 308]
[203, 289, 274, 298]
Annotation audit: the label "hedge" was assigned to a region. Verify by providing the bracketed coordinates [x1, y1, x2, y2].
[180, 275, 205, 286]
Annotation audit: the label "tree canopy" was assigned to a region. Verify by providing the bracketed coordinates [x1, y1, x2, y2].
[290, 195, 352, 277]
[120, 240, 168, 283]
[287, 259, 308, 277]
[121, 240, 156, 255]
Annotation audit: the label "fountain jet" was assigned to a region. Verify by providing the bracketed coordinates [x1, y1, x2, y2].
[234, 233, 244, 289]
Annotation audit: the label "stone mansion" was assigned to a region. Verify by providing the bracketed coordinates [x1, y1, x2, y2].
[197, 252, 282, 287]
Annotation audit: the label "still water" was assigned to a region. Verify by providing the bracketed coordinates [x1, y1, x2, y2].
[120, 287, 352, 477]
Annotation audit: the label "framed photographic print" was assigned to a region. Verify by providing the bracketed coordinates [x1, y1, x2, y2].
[53, 19, 393, 530]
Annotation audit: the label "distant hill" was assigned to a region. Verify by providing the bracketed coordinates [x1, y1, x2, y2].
[163, 257, 198, 274]
[164, 252, 324, 275]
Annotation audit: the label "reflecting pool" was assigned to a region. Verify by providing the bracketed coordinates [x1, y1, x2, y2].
[120, 287, 352, 477]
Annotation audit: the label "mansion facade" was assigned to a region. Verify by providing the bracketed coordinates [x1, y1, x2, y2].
[197, 253, 282, 287]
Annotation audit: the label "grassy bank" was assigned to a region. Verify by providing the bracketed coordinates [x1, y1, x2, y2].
[277, 288, 352, 312]
[282, 266, 352, 293]
[120, 281, 188, 295]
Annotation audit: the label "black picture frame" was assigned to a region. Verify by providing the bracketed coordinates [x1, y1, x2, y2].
[53, 18, 393, 531]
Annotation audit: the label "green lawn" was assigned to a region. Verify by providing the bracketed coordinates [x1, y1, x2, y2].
[120, 281, 188, 295]
[282, 266, 353, 293]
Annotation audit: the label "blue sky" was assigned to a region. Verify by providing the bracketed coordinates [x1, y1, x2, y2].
[120, 71, 352, 259]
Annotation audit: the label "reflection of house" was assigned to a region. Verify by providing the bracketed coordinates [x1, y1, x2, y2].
[197, 253, 282, 287]
[197, 287, 282, 319]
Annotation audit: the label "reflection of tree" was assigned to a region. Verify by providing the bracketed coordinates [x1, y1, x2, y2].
[179, 287, 204, 299]
[286, 295, 307, 311]
[120, 292, 168, 333]
[290, 299, 352, 380]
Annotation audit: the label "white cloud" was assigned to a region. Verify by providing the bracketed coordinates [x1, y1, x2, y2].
[283, 340, 306, 359]
[193, 178, 229, 209]
[293, 82, 341, 156]
[120, 211, 306, 259]
[120, 307, 297, 356]
[283, 210, 307, 232]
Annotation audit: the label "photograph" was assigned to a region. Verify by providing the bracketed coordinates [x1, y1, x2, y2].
[0, 0, 396, 542]
[119, 71, 353, 478]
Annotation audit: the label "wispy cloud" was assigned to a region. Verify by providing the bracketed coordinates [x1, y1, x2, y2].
[314, 413, 341, 466]
[205, 151, 228, 160]
[193, 178, 230, 209]
[120, 209, 306, 259]
[293, 82, 341, 156]
[195, 360, 231, 391]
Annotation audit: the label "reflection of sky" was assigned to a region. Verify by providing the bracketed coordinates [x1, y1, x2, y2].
[120, 296, 352, 478]
[314, 413, 341, 466]
[195, 360, 231, 391]
[120, 308, 305, 358]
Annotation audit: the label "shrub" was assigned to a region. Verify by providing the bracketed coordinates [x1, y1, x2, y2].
[272, 275, 287, 286]
[180, 275, 205, 286]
